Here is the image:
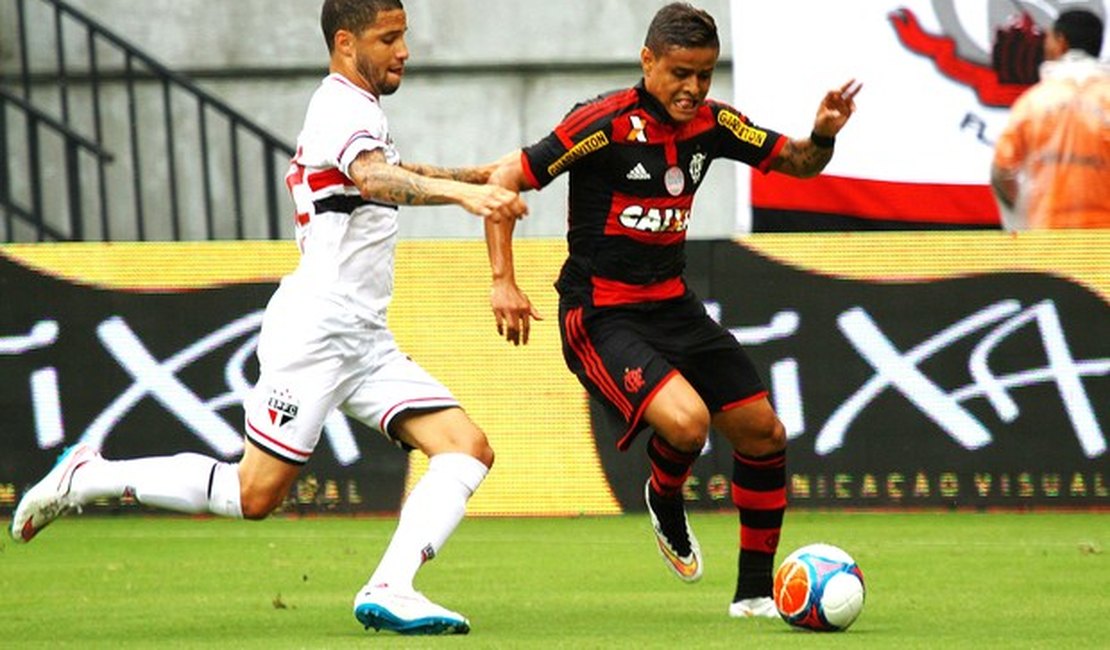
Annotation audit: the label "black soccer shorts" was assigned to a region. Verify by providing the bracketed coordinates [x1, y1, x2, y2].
[559, 291, 767, 451]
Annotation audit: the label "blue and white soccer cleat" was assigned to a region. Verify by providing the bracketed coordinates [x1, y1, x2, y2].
[353, 587, 470, 635]
[10, 444, 99, 543]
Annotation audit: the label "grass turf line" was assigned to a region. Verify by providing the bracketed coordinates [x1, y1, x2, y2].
[0, 512, 1105, 649]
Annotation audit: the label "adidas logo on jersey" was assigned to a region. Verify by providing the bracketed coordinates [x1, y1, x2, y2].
[626, 163, 651, 181]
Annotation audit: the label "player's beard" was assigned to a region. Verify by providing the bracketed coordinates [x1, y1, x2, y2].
[356, 53, 401, 96]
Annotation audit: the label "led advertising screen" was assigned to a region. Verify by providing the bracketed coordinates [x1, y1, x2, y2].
[1, 234, 1106, 514]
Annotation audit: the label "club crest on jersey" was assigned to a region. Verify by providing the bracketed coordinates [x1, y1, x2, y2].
[689, 153, 706, 185]
[627, 115, 648, 142]
[267, 388, 299, 428]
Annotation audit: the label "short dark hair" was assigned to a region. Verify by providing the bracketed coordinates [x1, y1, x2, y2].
[321, 0, 404, 53]
[1053, 9, 1104, 57]
[643, 3, 719, 54]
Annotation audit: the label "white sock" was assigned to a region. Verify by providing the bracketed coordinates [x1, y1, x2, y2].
[72, 452, 243, 518]
[367, 453, 488, 592]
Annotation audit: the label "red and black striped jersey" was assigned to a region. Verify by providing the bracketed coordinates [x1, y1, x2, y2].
[522, 81, 785, 307]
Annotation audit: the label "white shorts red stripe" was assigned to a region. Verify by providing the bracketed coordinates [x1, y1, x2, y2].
[243, 283, 459, 465]
[245, 417, 314, 464]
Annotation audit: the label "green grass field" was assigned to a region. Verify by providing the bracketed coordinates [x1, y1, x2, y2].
[1, 511, 1106, 649]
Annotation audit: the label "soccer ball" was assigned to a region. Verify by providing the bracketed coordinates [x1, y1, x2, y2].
[773, 543, 865, 632]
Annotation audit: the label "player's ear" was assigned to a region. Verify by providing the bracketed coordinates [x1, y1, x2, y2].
[334, 29, 356, 56]
[640, 46, 656, 74]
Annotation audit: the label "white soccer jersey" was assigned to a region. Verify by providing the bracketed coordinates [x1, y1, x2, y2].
[244, 72, 460, 464]
[283, 73, 402, 327]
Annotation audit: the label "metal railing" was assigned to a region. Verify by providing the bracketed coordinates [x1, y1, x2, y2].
[1, 0, 295, 242]
[0, 87, 114, 241]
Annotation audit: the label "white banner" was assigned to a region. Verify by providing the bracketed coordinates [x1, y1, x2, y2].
[729, 0, 1110, 230]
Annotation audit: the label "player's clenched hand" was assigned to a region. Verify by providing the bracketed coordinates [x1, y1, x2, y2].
[459, 185, 528, 223]
[490, 278, 543, 346]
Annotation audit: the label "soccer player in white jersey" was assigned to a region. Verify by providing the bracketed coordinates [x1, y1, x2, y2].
[10, 0, 526, 636]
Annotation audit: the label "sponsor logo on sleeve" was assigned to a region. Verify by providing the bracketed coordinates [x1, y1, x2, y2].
[547, 130, 610, 176]
[718, 110, 768, 147]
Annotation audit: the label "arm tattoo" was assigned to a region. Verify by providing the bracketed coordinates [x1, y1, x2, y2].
[400, 161, 491, 184]
[348, 151, 456, 206]
[771, 138, 834, 178]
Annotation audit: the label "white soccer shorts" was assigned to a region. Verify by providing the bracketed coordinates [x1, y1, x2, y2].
[242, 289, 458, 465]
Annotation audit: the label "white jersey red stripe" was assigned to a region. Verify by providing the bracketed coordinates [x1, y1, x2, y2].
[242, 72, 462, 465]
[282, 72, 402, 327]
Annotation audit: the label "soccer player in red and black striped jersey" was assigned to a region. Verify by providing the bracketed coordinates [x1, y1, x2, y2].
[485, 2, 860, 619]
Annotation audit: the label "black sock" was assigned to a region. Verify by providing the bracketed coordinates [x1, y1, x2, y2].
[734, 550, 774, 601]
[647, 433, 698, 498]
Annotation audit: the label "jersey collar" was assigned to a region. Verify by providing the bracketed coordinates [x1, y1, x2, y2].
[327, 72, 381, 104]
[634, 79, 678, 126]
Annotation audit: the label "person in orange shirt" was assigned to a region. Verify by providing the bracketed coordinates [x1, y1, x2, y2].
[992, 10, 1110, 229]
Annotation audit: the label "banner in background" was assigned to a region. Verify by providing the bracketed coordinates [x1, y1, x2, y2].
[0, 243, 410, 515]
[0, 241, 619, 517]
[728, 0, 1110, 231]
[2, 235, 1107, 514]
[594, 233, 1109, 509]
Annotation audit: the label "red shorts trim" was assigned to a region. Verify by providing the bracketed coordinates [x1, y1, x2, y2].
[719, 390, 769, 413]
[616, 369, 680, 451]
[564, 307, 634, 420]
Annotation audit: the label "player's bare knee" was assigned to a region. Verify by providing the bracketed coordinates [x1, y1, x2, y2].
[453, 426, 494, 467]
[473, 441, 495, 469]
[668, 408, 710, 452]
[429, 431, 494, 468]
[750, 415, 786, 453]
[239, 489, 280, 520]
[765, 417, 787, 451]
[722, 409, 786, 456]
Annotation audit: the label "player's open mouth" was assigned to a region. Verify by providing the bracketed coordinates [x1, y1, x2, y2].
[674, 97, 698, 111]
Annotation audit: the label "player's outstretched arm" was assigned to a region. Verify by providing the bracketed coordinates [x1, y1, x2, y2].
[398, 162, 493, 184]
[771, 79, 861, 178]
[485, 151, 542, 346]
[349, 149, 528, 222]
[399, 149, 523, 185]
